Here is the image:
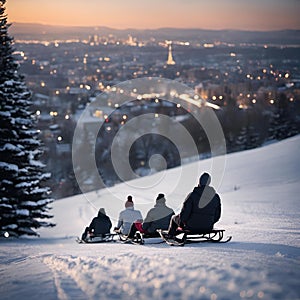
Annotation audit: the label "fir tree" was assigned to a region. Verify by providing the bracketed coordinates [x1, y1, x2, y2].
[235, 126, 248, 151]
[0, 0, 54, 237]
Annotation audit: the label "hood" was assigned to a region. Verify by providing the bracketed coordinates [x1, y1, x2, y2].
[199, 172, 211, 186]
[97, 208, 106, 217]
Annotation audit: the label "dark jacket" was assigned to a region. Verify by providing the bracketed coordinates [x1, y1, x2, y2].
[142, 198, 175, 233]
[89, 211, 112, 235]
[180, 185, 221, 232]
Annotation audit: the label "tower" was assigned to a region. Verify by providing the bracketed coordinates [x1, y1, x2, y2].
[166, 41, 176, 65]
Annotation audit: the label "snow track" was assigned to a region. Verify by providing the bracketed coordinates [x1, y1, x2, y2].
[40, 242, 300, 300]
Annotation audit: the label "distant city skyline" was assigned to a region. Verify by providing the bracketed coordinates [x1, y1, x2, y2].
[7, 0, 300, 31]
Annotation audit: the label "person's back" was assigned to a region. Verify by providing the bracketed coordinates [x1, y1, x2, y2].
[116, 196, 143, 235]
[180, 173, 221, 232]
[89, 208, 112, 235]
[142, 193, 174, 233]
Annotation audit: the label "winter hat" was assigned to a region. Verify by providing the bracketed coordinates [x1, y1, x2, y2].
[98, 208, 106, 216]
[199, 172, 211, 186]
[125, 195, 134, 208]
[156, 193, 166, 204]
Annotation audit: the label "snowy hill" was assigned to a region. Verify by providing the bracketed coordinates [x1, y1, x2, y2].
[1, 136, 300, 300]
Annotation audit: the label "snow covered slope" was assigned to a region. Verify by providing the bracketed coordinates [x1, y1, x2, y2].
[1, 136, 300, 300]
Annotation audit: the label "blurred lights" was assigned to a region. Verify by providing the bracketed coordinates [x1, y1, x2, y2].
[57, 136, 63, 142]
[4, 232, 9, 238]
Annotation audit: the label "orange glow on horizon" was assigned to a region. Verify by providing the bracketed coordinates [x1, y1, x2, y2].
[6, 0, 300, 30]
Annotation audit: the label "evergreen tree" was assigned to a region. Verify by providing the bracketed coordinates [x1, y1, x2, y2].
[235, 126, 248, 151]
[268, 93, 300, 141]
[246, 126, 261, 150]
[0, 0, 54, 237]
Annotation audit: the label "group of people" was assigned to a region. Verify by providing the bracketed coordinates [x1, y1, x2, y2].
[81, 173, 221, 242]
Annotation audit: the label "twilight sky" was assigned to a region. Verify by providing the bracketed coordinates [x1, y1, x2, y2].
[7, 0, 300, 30]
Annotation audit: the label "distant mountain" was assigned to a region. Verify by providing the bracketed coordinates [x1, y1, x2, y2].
[9, 23, 300, 45]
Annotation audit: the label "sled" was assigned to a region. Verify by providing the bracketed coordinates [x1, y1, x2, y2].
[76, 233, 117, 244]
[158, 229, 232, 246]
[118, 231, 165, 245]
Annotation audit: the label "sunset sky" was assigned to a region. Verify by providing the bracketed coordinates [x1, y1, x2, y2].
[6, 0, 300, 30]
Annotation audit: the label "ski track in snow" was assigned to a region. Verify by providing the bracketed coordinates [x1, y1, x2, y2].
[1, 136, 300, 300]
[40, 244, 300, 300]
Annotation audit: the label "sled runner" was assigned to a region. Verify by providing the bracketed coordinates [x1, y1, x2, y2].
[76, 233, 117, 244]
[158, 229, 232, 246]
[118, 231, 165, 245]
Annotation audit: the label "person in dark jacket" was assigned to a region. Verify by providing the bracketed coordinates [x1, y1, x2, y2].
[166, 173, 221, 237]
[81, 208, 112, 241]
[127, 193, 174, 239]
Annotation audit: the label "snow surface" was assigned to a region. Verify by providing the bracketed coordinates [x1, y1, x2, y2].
[1, 136, 300, 300]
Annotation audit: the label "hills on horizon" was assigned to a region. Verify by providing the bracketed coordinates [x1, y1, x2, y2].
[9, 22, 300, 45]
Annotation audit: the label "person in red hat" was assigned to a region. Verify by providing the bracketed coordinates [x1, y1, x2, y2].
[114, 195, 143, 235]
